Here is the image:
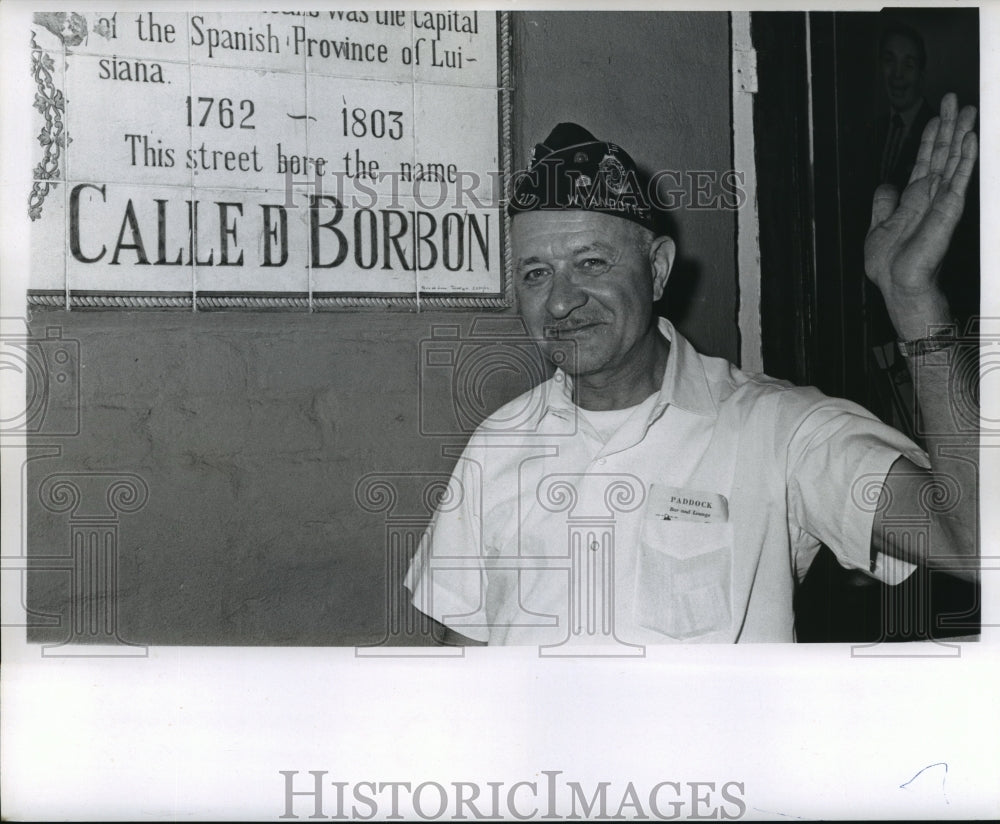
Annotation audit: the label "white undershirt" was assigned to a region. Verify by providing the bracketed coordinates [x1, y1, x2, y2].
[576, 391, 659, 444]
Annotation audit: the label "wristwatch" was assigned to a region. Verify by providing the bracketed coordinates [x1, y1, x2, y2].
[896, 327, 959, 358]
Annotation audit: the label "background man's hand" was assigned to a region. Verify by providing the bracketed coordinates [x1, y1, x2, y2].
[864, 92, 978, 339]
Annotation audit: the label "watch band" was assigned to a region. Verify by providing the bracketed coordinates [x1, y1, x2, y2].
[896, 328, 959, 358]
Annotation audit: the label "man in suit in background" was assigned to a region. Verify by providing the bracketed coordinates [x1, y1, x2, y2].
[877, 22, 935, 191]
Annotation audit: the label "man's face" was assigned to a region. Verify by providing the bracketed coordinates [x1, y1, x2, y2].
[881, 33, 924, 112]
[512, 210, 667, 378]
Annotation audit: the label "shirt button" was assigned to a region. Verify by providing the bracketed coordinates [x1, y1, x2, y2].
[597, 458, 606, 466]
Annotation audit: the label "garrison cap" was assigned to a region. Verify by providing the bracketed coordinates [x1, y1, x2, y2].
[508, 122, 656, 232]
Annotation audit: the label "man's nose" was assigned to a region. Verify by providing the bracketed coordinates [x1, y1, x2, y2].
[545, 269, 587, 319]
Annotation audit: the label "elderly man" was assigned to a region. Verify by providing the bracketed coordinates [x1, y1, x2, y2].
[405, 95, 978, 646]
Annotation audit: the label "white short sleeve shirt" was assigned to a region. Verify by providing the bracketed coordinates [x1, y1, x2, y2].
[404, 318, 928, 644]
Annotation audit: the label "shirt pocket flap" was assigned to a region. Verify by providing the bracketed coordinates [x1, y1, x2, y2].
[636, 520, 734, 640]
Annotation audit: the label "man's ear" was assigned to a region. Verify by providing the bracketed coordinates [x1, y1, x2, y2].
[649, 236, 676, 302]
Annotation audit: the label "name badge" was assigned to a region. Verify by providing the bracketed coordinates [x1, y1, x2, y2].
[647, 484, 729, 524]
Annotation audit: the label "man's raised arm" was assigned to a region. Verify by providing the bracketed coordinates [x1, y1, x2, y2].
[865, 92, 979, 581]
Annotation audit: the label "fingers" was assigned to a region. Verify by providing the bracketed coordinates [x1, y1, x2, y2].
[908, 96, 978, 191]
[909, 116, 938, 185]
[949, 130, 978, 201]
[943, 105, 978, 182]
[870, 183, 900, 230]
[929, 93, 958, 175]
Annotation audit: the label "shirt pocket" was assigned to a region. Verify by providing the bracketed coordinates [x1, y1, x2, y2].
[635, 518, 734, 640]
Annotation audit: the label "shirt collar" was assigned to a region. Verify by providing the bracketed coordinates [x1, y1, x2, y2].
[541, 317, 718, 421]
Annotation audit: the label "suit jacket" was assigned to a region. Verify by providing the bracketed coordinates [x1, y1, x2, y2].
[875, 99, 935, 191]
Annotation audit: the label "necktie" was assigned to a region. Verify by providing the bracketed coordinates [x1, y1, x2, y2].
[880, 112, 905, 183]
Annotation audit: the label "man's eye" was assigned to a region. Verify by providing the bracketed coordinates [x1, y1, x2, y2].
[522, 268, 548, 282]
[579, 257, 609, 271]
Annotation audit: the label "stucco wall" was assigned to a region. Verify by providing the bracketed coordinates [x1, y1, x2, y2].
[26, 11, 736, 646]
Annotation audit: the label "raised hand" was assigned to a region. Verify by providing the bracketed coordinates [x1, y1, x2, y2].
[864, 93, 978, 337]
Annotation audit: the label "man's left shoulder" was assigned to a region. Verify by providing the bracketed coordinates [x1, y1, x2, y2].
[705, 357, 874, 436]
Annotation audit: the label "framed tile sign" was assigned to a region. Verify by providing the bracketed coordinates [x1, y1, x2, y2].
[26, 10, 512, 309]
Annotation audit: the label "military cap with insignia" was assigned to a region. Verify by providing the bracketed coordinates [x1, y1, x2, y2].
[508, 123, 656, 232]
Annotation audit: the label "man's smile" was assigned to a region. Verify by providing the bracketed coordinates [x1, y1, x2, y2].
[543, 321, 603, 339]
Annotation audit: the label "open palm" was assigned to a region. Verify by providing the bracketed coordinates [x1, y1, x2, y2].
[864, 93, 978, 301]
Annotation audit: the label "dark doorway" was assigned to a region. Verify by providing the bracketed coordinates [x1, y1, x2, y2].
[751, 9, 980, 642]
